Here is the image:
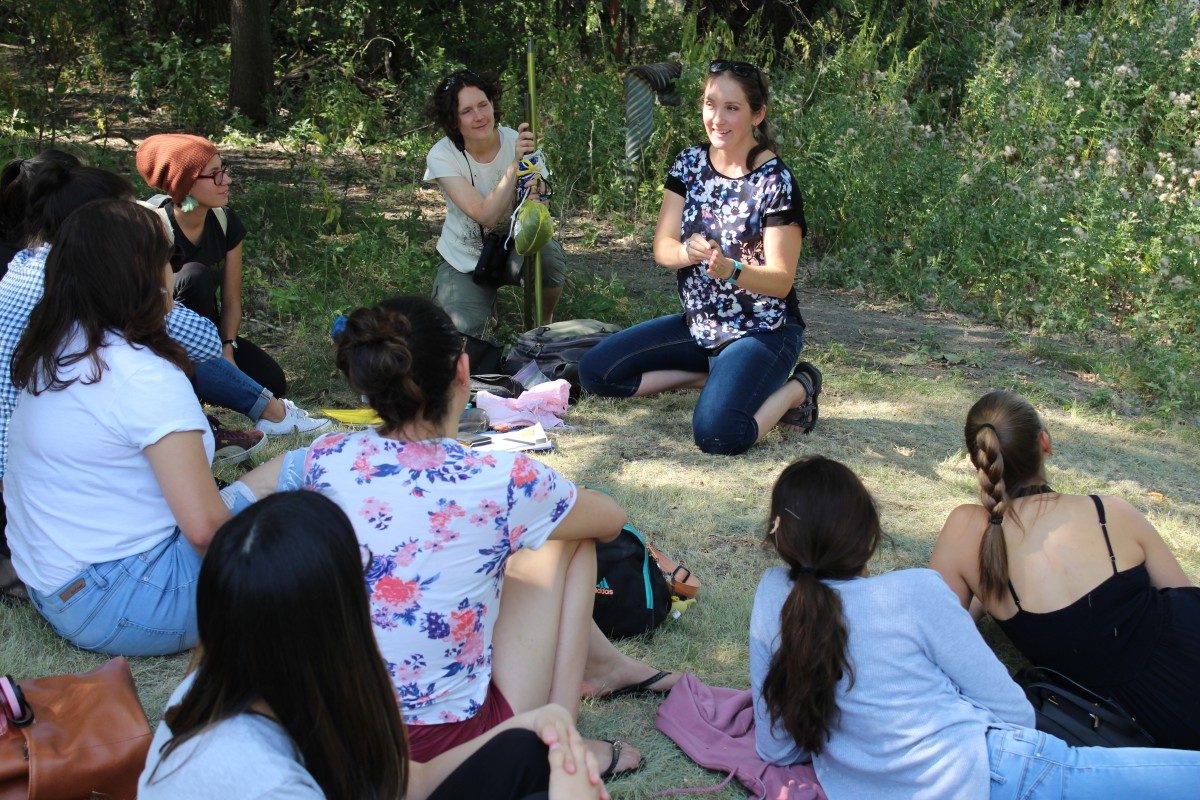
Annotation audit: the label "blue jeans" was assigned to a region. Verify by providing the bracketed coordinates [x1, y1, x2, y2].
[987, 727, 1200, 799]
[579, 313, 804, 455]
[194, 356, 272, 421]
[26, 452, 308, 657]
[29, 530, 201, 656]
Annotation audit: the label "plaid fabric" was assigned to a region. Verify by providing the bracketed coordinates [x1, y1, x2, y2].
[0, 245, 52, 480]
[0, 246, 221, 479]
[165, 304, 221, 363]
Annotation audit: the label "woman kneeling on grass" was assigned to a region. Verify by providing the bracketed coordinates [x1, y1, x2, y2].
[303, 295, 677, 780]
[931, 389, 1200, 749]
[580, 60, 818, 456]
[4, 199, 283, 656]
[750, 455, 1200, 800]
[141, 491, 608, 800]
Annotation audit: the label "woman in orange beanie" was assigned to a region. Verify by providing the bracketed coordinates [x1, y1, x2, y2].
[136, 133, 286, 398]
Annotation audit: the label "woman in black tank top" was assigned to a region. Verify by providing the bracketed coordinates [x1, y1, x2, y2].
[931, 390, 1200, 749]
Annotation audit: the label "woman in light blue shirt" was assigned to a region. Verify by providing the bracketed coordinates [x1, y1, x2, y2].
[750, 455, 1200, 800]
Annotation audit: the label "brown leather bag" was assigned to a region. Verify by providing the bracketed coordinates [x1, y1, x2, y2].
[0, 657, 152, 800]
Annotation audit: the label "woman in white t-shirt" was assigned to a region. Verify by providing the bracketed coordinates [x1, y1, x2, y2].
[423, 70, 565, 337]
[305, 295, 676, 779]
[5, 199, 280, 656]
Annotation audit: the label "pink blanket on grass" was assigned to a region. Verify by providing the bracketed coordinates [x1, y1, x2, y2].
[475, 379, 571, 429]
[654, 673, 825, 800]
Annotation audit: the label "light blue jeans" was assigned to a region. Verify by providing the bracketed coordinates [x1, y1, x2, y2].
[988, 726, 1200, 799]
[27, 449, 308, 656]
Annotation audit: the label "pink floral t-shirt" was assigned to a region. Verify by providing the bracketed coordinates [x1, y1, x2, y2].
[303, 429, 577, 726]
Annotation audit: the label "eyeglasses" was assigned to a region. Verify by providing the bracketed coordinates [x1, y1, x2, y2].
[709, 60, 760, 79]
[440, 70, 482, 95]
[195, 165, 232, 185]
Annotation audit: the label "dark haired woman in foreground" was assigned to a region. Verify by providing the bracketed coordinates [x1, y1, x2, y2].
[140, 491, 607, 799]
[581, 60, 818, 455]
[751, 456, 1200, 799]
[423, 69, 565, 336]
[932, 389, 1200, 749]
[304, 295, 675, 778]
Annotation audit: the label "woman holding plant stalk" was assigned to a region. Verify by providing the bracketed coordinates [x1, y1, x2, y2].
[423, 70, 565, 337]
[580, 60, 819, 456]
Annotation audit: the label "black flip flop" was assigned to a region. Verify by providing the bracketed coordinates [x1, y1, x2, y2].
[779, 361, 822, 434]
[599, 739, 646, 781]
[604, 669, 673, 699]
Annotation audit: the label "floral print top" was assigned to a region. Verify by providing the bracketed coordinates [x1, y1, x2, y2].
[303, 429, 577, 726]
[665, 144, 807, 349]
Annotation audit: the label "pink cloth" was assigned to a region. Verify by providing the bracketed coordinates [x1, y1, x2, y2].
[476, 379, 571, 428]
[655, 673, 825, 800]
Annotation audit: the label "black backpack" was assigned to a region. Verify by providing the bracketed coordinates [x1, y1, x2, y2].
[503, 319, 623, 400]
[593, 524, 671, 639]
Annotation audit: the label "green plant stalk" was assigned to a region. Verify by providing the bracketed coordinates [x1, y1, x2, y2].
[527, 36, 543, 327]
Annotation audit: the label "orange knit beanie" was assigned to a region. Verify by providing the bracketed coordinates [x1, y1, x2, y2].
[135, 134, 218, 206]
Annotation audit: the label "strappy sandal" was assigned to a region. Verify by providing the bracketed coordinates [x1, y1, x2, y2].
[646, 544, 701, 599]
[599, 739, 646, 781]
[779, 361, 822, 434]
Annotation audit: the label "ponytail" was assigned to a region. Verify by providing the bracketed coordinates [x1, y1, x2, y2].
[747, 119, 779, 170]
[761, 568, 851, 755]
[972, 425, 1011, 602]
[964, 390, 1048, 602]
[762, 456, 880, 755]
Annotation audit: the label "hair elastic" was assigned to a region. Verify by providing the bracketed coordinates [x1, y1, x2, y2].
[794, 565, 817, 576]
[977, 422, 998, 435]
[990, 514, 1004, 526]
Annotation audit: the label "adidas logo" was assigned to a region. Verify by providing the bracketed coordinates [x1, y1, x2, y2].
[595, 578, 613, 596]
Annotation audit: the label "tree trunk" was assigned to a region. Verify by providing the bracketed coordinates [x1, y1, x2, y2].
[230, 0, 272, 123]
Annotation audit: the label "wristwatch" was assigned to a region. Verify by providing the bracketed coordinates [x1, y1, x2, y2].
[222, 338, 239, 350]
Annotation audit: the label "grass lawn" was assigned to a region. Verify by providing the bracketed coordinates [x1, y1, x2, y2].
[3, 325, 1197, 798]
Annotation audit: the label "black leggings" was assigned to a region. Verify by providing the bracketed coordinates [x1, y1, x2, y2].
[427, 729, 551, 800]
[174, 262, 287, 397]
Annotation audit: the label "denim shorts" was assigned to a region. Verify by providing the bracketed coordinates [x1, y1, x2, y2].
[29, 529, 201, 657]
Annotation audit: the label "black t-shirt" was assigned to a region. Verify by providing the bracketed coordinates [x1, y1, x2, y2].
[166, 205, 247, 273]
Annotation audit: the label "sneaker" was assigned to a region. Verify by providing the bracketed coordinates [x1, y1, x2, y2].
[255, 399, 333, 437]
[209, 415, 268, 466]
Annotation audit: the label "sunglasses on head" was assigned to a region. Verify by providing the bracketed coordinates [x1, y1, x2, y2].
[440, 71, 482, 95]
[708, 60, 761, 79]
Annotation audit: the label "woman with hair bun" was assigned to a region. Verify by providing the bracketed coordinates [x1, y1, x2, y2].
[753, 455, 1200, 800]
[303, 294, 674, 779]
[932, 389, 1200, 749]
